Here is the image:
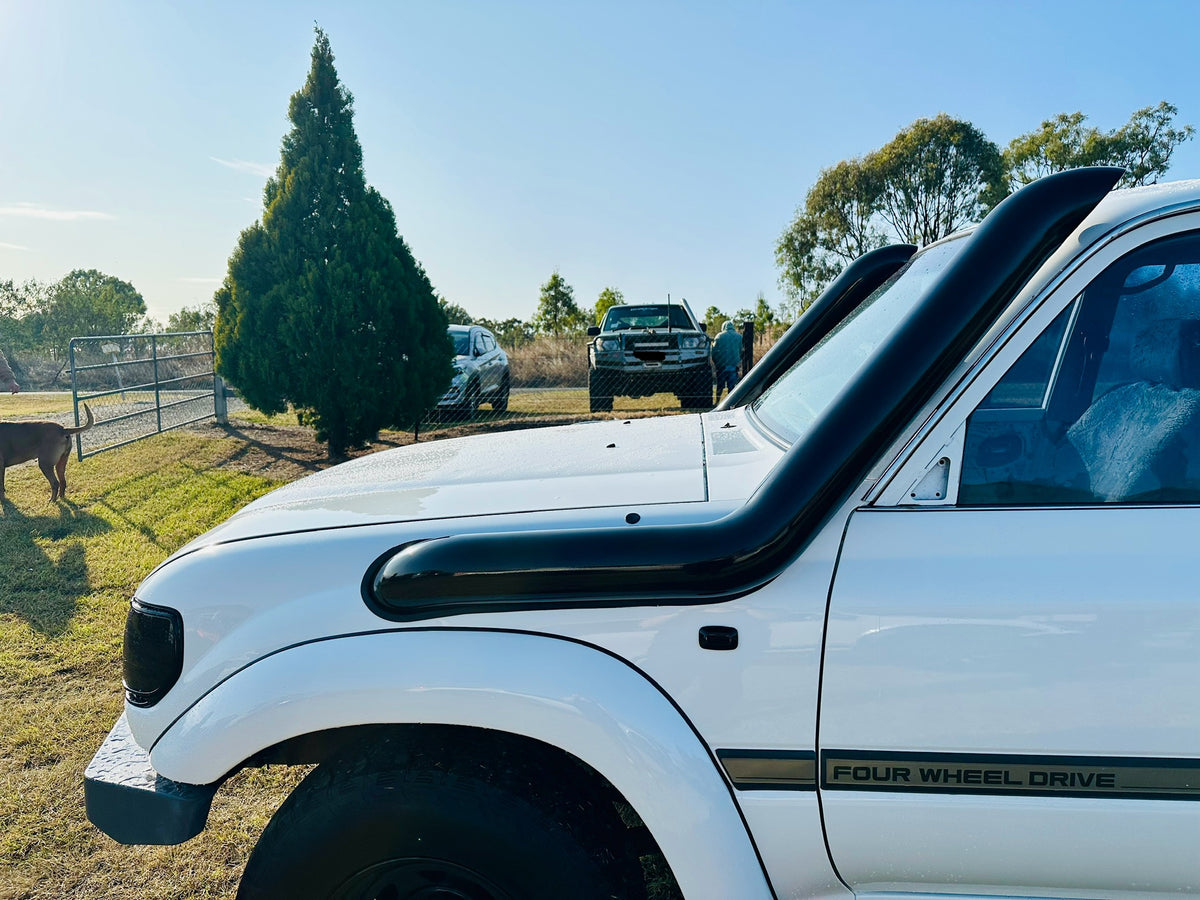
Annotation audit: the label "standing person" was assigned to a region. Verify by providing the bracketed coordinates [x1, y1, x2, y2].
[0, 348, 18, 394]
[712, 320, 741, 399]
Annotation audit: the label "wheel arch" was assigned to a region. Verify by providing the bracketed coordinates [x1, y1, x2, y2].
[148, 629, 775, 899]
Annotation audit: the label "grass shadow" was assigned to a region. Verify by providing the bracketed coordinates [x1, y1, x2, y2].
[0, 500, 112, 635]
[218, 424, 327, 473]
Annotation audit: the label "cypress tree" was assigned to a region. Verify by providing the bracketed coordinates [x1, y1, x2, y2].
[215, 28, 451, 457]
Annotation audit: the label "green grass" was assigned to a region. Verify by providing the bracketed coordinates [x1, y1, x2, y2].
[0, 425, 307, 899]
[0, 398, 683, 899]
[1, 393, 79, 418]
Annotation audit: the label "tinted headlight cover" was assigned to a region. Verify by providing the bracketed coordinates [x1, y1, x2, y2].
[123, 600, 184, 708]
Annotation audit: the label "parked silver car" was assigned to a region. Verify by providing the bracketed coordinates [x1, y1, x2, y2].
[436, 324, 510, 419]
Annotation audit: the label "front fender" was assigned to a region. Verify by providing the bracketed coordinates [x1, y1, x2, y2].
[149, 629, 773, 900]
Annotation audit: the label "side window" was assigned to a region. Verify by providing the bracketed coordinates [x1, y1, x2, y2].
[473, 333, 486, 355]
[975, 306, 1073, 411]
[960, 231, 1200, 506]
[482, 334, 496, 352]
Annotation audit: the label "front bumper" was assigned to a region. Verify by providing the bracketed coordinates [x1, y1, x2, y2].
[591, 361, 711, 396]
[436, 381, 469, 407]
[84, 714, 217, 845]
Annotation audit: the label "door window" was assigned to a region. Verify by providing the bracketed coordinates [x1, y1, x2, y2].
[960, 231, 1200, 505]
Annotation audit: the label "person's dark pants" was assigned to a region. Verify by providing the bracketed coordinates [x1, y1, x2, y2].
[716, 366, 738, 396]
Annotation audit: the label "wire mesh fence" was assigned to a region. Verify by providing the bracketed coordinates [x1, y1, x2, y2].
[419, 335, 709, 436]
[419, 326, 778, 434]
[55, 326, 784, 451]
[69, 331, 226, 459]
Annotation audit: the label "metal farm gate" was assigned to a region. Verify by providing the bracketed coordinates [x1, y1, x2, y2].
[68, 331, 227, 460]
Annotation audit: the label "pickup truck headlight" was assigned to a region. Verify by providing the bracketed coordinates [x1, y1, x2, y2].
[679, 335, 708, 349]
[123, 600, 184, 708]
[595, 338, 620, 352]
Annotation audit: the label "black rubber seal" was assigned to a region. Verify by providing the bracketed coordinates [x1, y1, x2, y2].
[718, 242, 917, 410]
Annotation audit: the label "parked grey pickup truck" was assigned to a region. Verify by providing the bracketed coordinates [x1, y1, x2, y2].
[586, 300, 713, 411]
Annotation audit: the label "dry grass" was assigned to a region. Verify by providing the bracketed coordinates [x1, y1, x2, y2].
[507, 335, 588, 388]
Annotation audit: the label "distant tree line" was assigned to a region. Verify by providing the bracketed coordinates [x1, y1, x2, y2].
[776, 102, 1194, 312]
[441, 271, 778, 349]
[1, 270, 147, 363]
[0, 270, 218, 383]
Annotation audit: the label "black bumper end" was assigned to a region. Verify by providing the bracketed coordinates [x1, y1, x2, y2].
[84, 714, 217, 845]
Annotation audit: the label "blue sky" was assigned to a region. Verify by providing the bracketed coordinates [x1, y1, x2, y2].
[3, 0, 1200, 324]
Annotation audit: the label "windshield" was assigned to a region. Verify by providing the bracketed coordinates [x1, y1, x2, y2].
[752, 235, 970, 444]
[602, 305, 695, 330]
[451, 331, 471, 355]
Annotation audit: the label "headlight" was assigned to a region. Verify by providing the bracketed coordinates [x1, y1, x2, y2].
[596, 338, 620, 352]
[451, 369, 467, 385]
[123, 600, 184, 708]
[680, 335, 708, 349]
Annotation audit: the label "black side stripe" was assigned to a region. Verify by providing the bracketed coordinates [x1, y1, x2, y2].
[718, 750, 817, 791]
[821, 749, 1200, 801]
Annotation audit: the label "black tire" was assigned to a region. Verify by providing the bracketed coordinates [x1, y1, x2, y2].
[238, 744, 644, 900]
[491, 375, 510, 413]
[588, 371, 614, 413]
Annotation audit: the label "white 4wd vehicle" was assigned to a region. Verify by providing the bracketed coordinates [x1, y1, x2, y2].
[88, 168, 1200, 900]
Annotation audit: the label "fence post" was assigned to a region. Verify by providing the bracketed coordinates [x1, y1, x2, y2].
[69, 339, 83, 461]
[152, 334, 162, 434]
[214, 375, 228, 424]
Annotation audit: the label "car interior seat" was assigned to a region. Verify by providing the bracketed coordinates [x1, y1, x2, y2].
[1066, 318, 1200, 501]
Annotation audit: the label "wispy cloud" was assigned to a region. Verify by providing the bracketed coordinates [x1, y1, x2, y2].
[0, 240, 29, 251]
[0, 202, 114, 221]
[211, 157, 274, 178]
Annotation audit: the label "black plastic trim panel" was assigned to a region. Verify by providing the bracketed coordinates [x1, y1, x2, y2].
[718, 749, 817, 791]
[370, 168, 1125, 622]
[718, 243, 917, 410]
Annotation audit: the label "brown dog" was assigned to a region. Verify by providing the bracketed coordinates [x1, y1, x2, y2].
[0, 404, 95, 502]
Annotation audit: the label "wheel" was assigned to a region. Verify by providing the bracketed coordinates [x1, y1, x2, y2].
[588, 371, 614, 413]
[237, 744, 644, 900]
[491, 375, 510, 413]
